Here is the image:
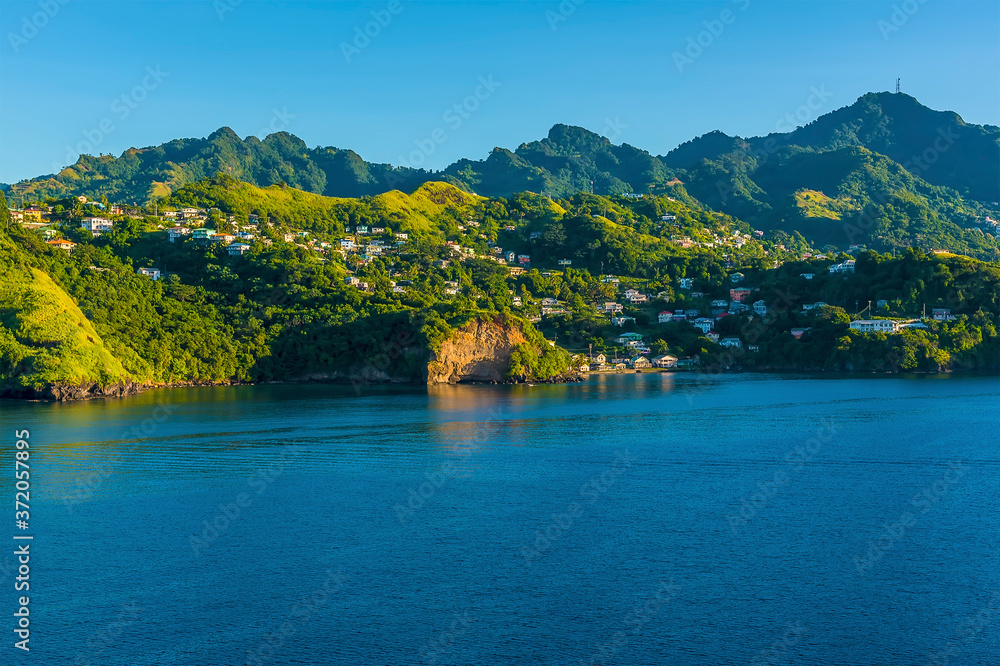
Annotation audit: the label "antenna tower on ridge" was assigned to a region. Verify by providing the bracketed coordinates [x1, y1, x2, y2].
[896, 78, 901, 94]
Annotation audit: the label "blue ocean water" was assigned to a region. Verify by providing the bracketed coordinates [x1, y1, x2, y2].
[1, 373, 998, 665]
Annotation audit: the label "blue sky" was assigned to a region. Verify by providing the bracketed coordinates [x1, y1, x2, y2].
[1, 0, 998, 184]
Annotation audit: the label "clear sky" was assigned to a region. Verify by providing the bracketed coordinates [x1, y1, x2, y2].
[1, 0, 998, 184]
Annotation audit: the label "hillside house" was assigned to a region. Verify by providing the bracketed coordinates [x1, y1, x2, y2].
[850, 319, 900, 334]
[46, 239, 75, 253]
[137, 267, 161, 280]
[168, 226, 191, 242]
[693, 317, 714, 333]
[800, 273, 815, 280]
[790, 327, 812, 340]
[829, 260, 856, 274]
[730, 287, 752, 302]
[932, 308, 955, 321]
[658, 311, 673, 323]
[193, 228, 216, 241]
[612, 316, 636, 327]
[720, 338, 743, 349]
[679, 278, 694, 289]
[730, 272, 745, 283]
[81, 217, 113, 236]
[753, 300, 767, 315]
[227, 242, 251, 256]
[558, 259, 572, 266]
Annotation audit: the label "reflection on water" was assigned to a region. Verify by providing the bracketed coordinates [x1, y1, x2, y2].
[1, 373, 999, 664]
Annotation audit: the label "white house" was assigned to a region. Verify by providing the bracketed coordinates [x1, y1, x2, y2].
[658, 311, 674, 324]
[829, 259, 856, 274]
[137, 267, 160, 280]
[850, 319, 899, 334]
[753, 300, 768, 315]
[720, 337, 743, 349]
[693, 317, 714, 334]
[82, 217, 113, 236]
[628, 355, 651, 369]
[227, 242, 251, 256]
[679, 278, 694, 289]
[558, 259, 572, 266]
[651, 354, 678, 368]
[612, 316, 636, 327]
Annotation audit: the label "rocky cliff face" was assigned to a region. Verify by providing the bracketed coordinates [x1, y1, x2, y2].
[426, 318, 529, 384]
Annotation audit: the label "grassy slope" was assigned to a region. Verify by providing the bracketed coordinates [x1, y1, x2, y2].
[0, 266, 133, 392]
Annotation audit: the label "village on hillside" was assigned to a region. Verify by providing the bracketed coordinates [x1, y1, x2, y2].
[6, 193, 982, 373]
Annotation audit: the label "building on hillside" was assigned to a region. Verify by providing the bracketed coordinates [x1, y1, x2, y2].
[693, 317, 714, 334]
[137, 267, 161, 280]
[800, 272, 815, 280]
[931, 308, 955, 321]
[47, 239, 76, 253]
[829, 259, 856, 274]
[603, 302, 624, 314]
[730, 287, 752, 302]
[227, 242, 251, 256]
[611, 316, 636, 327]
[802, 302, 828, 312]
[81, 217, 113, 236]
[658, 311, 673, 324]
[790, 327, 812, 340]
[850, 319, 900, 334]
[616, 332, 643, 343]
[558, 259, 572, 266]
[720, 338, 743, 349]
[591, 353, 607, 365]
[168, 226, 191, 242]
[192, 228, 215, 240]
[753, 300, 768, 315]
[679, 278, 694, 289]
[730, 272, 745, 284]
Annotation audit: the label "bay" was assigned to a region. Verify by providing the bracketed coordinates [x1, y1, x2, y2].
[1, 373, 998, 664]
